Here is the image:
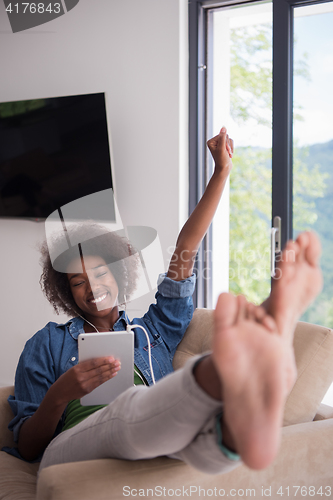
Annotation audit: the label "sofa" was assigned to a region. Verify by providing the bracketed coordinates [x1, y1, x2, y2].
[1, 309, 333, 500]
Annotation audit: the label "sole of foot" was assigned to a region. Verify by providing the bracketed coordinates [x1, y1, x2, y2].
[212, 293, 297, 470]
[268, 231, 323, 341]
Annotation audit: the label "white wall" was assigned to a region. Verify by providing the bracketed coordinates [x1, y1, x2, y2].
[0, 0, 189, 385]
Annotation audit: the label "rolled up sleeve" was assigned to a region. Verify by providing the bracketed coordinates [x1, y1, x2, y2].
[142, 273, 196, 357]
[157, 272, 196, 298]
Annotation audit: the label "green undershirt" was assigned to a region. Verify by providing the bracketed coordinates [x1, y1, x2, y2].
[62, 365, 147, 432]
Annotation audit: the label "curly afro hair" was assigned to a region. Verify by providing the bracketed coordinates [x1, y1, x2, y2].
[39, 221, 140, 318]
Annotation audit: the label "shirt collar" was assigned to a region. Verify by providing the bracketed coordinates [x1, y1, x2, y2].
[64, 311, 130, 340]
[113, 310, 130, 331]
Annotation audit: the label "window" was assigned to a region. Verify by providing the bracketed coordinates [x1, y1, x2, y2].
[207, 1, 273, 307]
[190, 0, 333, 321]
[190, 0, 333, 407]
[292, 2, 333, 327]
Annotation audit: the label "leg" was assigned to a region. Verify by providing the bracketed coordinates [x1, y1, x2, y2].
[211, 294, 292, 470]
[39, 355, 226, 472]
[207, 231, 322, 470]
[169, 414, 240, 475]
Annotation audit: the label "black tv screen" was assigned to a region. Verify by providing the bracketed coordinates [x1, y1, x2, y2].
[0, 93, 114, 220]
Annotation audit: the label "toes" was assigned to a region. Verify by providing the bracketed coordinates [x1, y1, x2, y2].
[295, 232, 309, 262]
[261, 314, 278, 333]
[295, 231, 322, 266]
[304, 231, 321, 266]
[236, 295, 248, 322]
[215, 293, 239, 330]
[246, 302, 257, 321]
[284, 240, 298, 263]
[253, 305, 266, 323]
[274, 241, 297, 282]
[253, 305, 277, 333]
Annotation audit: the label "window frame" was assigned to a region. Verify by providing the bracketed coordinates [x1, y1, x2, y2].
[189, 0, 332, 307]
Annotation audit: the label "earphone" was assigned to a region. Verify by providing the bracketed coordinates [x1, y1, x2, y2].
[123, 293, 156, 385]
[126, 323, 156, 385]
[70, 256, 156, 385]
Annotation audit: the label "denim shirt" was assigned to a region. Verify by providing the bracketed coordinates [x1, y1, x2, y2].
[4, 273, 195, 460]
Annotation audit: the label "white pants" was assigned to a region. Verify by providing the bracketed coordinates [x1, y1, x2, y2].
[39, 355, 241, 475]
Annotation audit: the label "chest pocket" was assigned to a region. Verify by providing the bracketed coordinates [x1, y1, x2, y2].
[142, 336, 163, 352]
[64, 355, 78, 372]
[145, 336, 172, 379]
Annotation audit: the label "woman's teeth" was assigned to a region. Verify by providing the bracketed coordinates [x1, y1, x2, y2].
[91, 293, 107, 304]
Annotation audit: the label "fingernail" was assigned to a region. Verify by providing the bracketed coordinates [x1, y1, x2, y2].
[108, 357, 115, 363]
[221, 127, 226, 133]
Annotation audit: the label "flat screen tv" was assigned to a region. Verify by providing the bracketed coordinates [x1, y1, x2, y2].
[0, 92, 114, 221]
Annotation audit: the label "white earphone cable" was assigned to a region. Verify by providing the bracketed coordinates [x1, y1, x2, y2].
[127, 323, 156, 385]
[76, 312, 100, 333]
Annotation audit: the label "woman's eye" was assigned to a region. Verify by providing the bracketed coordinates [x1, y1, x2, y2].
[73, 281, 84, 287]
[96, 272, 107, 278]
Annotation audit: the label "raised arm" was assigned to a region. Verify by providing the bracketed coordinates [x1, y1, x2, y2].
[167, 127, 233, 281]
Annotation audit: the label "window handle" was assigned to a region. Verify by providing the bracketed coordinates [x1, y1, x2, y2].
[271, 216, 281, 277]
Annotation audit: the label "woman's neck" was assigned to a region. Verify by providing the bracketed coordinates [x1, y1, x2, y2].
[82, 306, 120, 333]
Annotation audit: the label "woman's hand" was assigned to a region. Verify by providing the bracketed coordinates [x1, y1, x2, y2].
[207, 127, 234, 176]
[17, 356, 121, 461]
[52, 357, 121, 406]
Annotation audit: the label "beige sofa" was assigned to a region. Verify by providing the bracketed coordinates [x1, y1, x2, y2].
[1, 309, 333, 500]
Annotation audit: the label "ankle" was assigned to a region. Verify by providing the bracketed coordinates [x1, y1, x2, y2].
[193, 355, 222, 401]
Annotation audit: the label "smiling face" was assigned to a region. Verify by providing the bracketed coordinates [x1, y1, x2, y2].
[67, 255, 120, 330]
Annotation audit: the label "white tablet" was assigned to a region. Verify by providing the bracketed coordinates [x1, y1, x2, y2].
[78, 331, 134, 406]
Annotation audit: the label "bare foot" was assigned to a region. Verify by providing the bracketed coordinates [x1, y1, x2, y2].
[212, 294, 296, 470]
[266, 231, 323, 341]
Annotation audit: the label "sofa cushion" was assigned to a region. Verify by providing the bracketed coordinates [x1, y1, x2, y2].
[0, 386, 15, 450]
[283, 321, 333, 425]
[173, 310, 333, 426]
[173, 309, 213, 370]
[0, 451, 38, 500]
[36, 419, 333, 500]
[0, 387, 39, 499]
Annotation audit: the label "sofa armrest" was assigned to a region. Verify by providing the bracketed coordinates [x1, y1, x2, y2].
[174, 312, 333, 427]
[0, 386, 15, 449]
[314, 403, 333, 421]
[37, 418, 333, 500]
[173, 309, 213, 370]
